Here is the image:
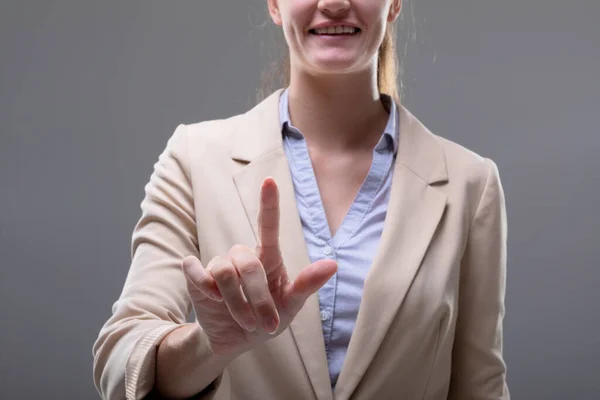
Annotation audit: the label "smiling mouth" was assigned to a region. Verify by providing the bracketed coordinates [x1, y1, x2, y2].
[309, 26, 361, 36]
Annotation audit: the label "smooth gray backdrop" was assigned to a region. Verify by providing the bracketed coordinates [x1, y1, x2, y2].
[1, 1, 598, 399]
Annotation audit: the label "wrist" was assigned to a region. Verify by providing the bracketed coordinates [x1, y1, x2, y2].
[156, 323, 233, 398]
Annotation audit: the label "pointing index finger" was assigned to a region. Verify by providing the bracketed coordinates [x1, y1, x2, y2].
[258, 177, 280, 251]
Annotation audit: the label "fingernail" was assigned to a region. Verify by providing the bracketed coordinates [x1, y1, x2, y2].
[263, 317, 278, 335]
[245, 319, 257, 332]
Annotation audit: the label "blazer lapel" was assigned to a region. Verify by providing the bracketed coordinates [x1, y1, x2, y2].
[232, 90, 333, 400]
[334, 106, 449, 399]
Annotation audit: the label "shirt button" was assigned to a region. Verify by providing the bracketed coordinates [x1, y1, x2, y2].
[320, 310, 329, 321]
[323, 245, 333, 256]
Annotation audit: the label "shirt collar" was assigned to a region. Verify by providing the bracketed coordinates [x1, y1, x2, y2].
[278, 87, 400, 155]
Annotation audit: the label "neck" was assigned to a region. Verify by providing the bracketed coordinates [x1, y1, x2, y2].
[287, 66, 390, 152]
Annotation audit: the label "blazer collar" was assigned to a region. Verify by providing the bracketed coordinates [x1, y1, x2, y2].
[231, 88, 448, 185]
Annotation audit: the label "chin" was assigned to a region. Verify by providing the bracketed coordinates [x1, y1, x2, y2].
[310, 55, 362, 75]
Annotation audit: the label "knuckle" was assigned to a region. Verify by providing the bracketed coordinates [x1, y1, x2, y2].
[257, 249, 282, 267]
[229, 244, 252, 255]
[237, 258, 263, 276]
[206, 255, 227, 272]
[260, 214, 277, 227]
[212, 265, 238, 285]
[194, 273, 211, 288]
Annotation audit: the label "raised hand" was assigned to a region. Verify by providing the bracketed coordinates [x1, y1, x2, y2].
[181, 177, 338, 356]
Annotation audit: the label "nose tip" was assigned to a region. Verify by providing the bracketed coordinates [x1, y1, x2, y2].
[318, 0, 351, 15]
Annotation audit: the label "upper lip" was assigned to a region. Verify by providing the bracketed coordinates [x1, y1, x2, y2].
[309, 21, 361, 31]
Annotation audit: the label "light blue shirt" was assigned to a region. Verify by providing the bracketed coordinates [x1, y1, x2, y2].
[279, 89, 399, 387]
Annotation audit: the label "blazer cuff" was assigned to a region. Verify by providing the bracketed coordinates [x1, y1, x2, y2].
[125, 324, 181, 400]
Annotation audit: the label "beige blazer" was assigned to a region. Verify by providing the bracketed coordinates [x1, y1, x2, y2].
[93, 89, 509, 400]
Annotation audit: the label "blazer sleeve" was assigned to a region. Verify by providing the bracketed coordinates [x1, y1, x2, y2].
[92, 124, 222, 399]
[448, 158, 510, 400]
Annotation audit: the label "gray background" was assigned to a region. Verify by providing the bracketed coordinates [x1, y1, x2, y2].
[1, 0, 598, 399]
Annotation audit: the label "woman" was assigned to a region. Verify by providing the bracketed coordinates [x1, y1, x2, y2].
[93, 0, 509, 399]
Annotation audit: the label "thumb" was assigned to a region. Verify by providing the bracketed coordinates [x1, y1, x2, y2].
[281, 259, 338, 314]
[181, 255, 218, 303]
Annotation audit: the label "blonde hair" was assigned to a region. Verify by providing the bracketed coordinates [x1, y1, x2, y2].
[258, 21, 403, 104]
[378, 23, 400, 103]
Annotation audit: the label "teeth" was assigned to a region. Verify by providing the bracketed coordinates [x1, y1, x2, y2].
[314, 26, 358, 35]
